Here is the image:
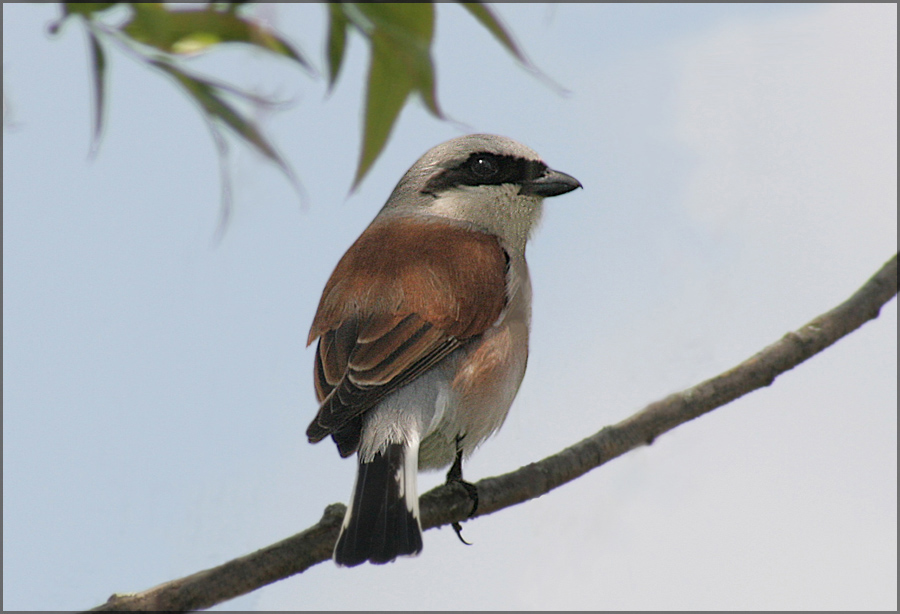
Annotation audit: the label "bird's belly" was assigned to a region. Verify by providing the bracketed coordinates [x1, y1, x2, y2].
[418, 321, 529, 470]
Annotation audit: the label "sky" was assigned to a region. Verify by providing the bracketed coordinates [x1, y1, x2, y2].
[3, 3, 897, 611]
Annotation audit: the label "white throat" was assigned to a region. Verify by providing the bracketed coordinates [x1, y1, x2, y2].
[424, 184, 544, 257]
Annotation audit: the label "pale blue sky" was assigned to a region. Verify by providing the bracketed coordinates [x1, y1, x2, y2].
[4, 3, 896, 610]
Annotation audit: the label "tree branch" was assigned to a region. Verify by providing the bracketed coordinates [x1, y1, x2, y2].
[90, 254, 898, 612]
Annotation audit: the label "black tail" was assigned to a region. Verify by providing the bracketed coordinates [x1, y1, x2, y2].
[334, 442, 423, 567]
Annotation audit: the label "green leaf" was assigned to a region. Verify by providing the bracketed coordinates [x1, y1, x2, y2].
[150, 59, 282, 164]
[149, 59, 303, 235]
[50, 2, 119, 34]
[63, 2, 118, 18]
[326, 3, 349, 90]
[361, 3, 440, 114]
[86, 29, 107, 153]
[460, 2, 567, 95]
[459, 3, 529, 66]
[124, 4, 311, 70]
[353, 36, 412, 191]
[349, 3, 442, 189]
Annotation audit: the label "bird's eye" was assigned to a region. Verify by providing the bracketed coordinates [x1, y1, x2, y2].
[470, 155, 499, 179]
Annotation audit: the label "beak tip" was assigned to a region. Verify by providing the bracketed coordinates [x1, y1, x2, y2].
[519, 168, 582, 197]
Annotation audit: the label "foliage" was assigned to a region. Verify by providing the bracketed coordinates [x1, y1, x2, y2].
[48, 2, 528, 192]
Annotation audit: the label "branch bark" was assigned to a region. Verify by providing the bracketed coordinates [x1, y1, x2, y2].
[90, 254, 898, 612]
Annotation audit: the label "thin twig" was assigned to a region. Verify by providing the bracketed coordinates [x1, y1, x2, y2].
[90, 254, 898, 612]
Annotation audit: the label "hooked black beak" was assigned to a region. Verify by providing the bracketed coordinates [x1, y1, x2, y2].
[520, 168, 582, 197]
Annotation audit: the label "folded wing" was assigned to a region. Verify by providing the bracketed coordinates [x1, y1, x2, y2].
[306, 217, 509, 456]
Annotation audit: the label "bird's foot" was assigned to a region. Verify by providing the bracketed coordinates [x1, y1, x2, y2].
[446, 444, 479, 545]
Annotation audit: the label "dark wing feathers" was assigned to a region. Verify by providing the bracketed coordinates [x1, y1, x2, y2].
[307, 314, 463, 450]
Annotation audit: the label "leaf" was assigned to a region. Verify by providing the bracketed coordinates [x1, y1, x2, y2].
[363, 3, 440, 115]
[460, 2, 567, 95]
[150, 59, 282, 164]
[86, 29, 107, 154]
[349, 3, 442, 189]
[63, 2, 118, 18]
[326, 3, 349, 91]
[459, 3, 529, 67]
[353, 38, 412, 191]
[49, 2, 118, 34]
[124, 4, 311, 70]
[149, 59, 304, 237]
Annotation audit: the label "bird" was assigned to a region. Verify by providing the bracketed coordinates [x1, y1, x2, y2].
[306, 134, 581, 567]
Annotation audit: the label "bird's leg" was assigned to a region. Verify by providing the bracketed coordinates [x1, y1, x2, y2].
[446, 434, 479, 545]
[446, 435, 479, 515]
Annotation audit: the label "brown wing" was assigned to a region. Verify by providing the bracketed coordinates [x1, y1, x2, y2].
[306, 216, 509, 456]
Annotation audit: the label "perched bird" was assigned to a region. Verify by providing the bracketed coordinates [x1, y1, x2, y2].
[306, 134, 581, 567]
